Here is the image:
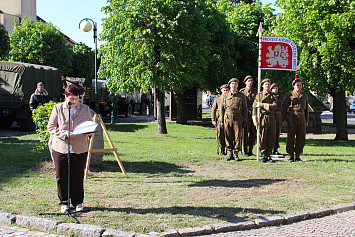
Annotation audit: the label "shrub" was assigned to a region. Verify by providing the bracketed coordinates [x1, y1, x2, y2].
[32, 101, 60, 151]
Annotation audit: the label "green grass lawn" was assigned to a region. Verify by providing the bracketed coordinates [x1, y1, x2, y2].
[0, 122, 354, 234]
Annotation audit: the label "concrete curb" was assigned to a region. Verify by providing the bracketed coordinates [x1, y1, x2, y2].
[0, 202, 354, 237]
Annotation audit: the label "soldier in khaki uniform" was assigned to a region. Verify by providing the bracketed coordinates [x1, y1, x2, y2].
[282, 78, 309, 162]
[240, 75, 257, 156]
[270, 83, 283, 155]
[252, 78, 277, 162]
[211, 84, 230, 155]
[224, 78, 248, 161]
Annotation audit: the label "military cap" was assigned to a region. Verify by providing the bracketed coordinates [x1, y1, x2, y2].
[292, 78, 302, 86]
[270, 83, 278, 91]
[228, 78, 239, 86]
[220, 84, 229, 91]
[261, 78, 271, 86]
[244, 75, 253, 83]
[37, 82, 44, 86]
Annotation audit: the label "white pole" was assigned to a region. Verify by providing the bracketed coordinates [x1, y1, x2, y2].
[257, 22, 263, 161]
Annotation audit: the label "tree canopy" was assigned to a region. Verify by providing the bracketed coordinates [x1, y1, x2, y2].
[216, 0, 275, 83]
[272, 0, 355, 95]
[99, 0, 235, 95]
[0, 28, 10, 60]
[8, 17, 73, 75]
[68, 43, 95, 79]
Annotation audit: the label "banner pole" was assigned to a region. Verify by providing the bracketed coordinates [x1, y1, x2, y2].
[257, 22, 263, 162]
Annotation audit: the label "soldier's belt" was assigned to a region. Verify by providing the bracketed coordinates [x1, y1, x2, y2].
[274, 111, 281, 115]
[294, 111, 305, 115]
[225, 110, 241, 114]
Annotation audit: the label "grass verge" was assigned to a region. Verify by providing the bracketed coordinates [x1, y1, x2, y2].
[0, 123, 354, 234]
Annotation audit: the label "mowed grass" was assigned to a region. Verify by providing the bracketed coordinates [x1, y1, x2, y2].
[0, 122, 354, 234]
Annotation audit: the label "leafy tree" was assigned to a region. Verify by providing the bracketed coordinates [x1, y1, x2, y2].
[216, 0, 275, 84]
[69, 43, 95, 79]
[100, 0, 232, 132]
[0, 28, 10, 59]
[272, 0, 355, 140]
[9, 17, 72, 75]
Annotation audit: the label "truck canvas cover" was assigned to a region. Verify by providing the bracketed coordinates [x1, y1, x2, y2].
[0, 61, 62, 108]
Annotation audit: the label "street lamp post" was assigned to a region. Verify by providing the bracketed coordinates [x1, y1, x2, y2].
[79, 18, 99, 113]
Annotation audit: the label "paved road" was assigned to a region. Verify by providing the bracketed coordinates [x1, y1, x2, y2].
[200, 210, 355, 237]
[320, 111, 355, 125]
[0, 223, 60, 237]
[1, 210, 354, 236]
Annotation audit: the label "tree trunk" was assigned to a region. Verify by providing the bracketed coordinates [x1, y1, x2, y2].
[334, 90, 348, 140]
[174, 92, 187, 125]
[155, 88, 167, 134]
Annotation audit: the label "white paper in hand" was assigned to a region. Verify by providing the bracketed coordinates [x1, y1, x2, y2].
[72, 121, 98, 135]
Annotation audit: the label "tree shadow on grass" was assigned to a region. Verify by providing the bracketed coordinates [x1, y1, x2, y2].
[87, 205, 284, 222]
[0, 136, 51, 187]
[91, 160, 193, 174]
[305, 158, 355, 163]
[188, 179, 286, 188]
[305, 138, 355, 147]
[105, 124, 148, 132]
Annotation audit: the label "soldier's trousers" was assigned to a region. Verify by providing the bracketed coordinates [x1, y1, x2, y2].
[224, 113, 242, 153]
[274, 112, 282, 150]
[286, 114, 306, 155]
[217, 118, 226, 149]
[243, 112, 256, 152]
[260, 114, 276, 155]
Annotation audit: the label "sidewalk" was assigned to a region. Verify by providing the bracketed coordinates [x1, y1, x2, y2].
[0, 203, 354, 236]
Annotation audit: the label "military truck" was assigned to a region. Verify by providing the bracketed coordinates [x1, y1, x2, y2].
[0, 61, 62, 131]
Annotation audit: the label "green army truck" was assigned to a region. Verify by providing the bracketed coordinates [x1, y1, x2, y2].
[0, 61, 63, 131]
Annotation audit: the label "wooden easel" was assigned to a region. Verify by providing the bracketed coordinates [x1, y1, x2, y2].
[84, 114, 126, 179]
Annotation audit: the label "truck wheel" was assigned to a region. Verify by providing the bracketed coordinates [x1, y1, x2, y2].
[125, 103, 133, 117]
[19, 118, 36, 132]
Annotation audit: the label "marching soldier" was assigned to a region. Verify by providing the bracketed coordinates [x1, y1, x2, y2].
[211, 84, 230, 155]
[224, 78, 248, 161]
[282, 78, 309, 162]
[270, 83, 283, 156]
[240, 75, 257, 156]
[253, 78, 277, 162]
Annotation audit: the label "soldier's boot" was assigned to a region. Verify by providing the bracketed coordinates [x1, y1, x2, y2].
[220, 147, 226, 156]
[244, 148, 249, 157]
[267, 152, 275, 163]
[233, 152, 240, 161]
[260, 153, 268, 163]
[226, 152, 233, 161]
[295, 154, 303, 162]
[248, 147, 255, 156]
[288, 153, 295, 162]
[272, 149, 281, 155]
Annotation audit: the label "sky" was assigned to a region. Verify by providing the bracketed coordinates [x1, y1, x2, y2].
[36, 0, 281, 49]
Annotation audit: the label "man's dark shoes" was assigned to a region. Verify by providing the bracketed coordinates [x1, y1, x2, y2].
[267, 156, 275, 163]
[295, 154, 303, 162]
[261, 156, 268, 163]
[288, 155, 295, 162]
[226, 153, 233, 161]
[272, 150, 282, 156]
[233, 153, 240, 161]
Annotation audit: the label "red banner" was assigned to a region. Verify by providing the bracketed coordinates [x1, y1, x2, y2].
[260, 36, 297, 71]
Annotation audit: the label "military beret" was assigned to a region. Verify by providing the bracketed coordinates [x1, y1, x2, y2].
[270, 83, 278, 91]
[220, 84, 229, 91]
[228, 78, 239, 85]
[292, 78, 302, 86]
[244, 75, 253, 83]
[261, 78, 271, 87]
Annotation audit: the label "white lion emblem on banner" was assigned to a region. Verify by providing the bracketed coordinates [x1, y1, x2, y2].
[266, 45, 289, 68]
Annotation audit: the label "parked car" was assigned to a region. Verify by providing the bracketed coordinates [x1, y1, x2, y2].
[349, 99, 355, 113]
